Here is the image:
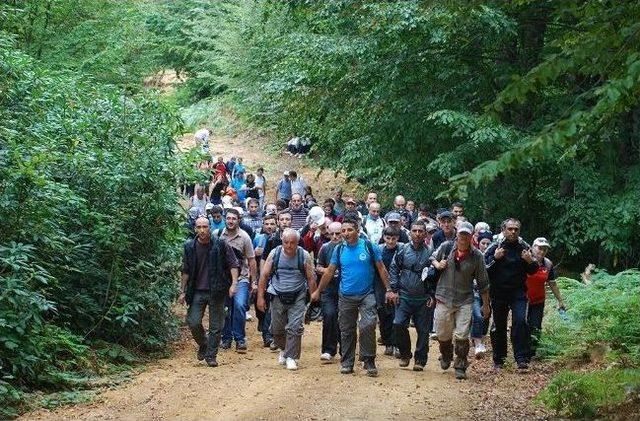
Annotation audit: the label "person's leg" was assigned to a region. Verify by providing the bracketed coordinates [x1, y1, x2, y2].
[470, 293, 484, 340]
[321, 288, 339, 356]
[358, 293, 378, 361]
[490, 298, 509, 366]
[269, 296, 287, 352]
[186, 292, 208, 350]
[379, 303, 394, 346]
[206, 293, 226, 360]
[528, 303, 545, 358]
[412, 301, 429, 366]
[231, 281, 250, 344]
[392, 299, 412, 362]
[283, 290, 307, 360]
[221, 295, 233, 344]
[434, 302, 454, 364]
[338, 294, 359, 369]
[452, 303, 473, 372]
[510, 291, 530, 364]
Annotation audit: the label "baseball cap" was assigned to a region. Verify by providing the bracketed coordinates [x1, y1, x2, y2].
[385, 212, 401, 222]
[478, 231, 494, 242]
[425, 222, 438, 233]
[457, 221, 474, 235]
[533, 237, 551, 248]
[438, 210, 454, 220]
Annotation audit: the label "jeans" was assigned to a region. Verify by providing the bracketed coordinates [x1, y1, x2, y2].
[338, 293, 377, 368]
[470, 293, 486, 339]
[490, 290, 530, 365]
[393, 298, 432, 365]
[321, 285, 341, 356]
[186, 291, 226, 358]
[378, 304, 396, 346]
[528, 302, 545, 358]
[270, 289, 307, 359]
[222, 280, 250, 343]
[255, 299, 273, 344]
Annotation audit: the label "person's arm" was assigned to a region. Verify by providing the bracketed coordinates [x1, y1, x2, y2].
[224, 242, 240, 297]
[257, 250, 274, 312]
[179, 273, 189, 305]
[375, 260, 397, 304]
[546, 264, 565, 309]
[388, 250, 400, 293]
[303, 252, 317, 294]
[311, 264, 337, 302]
[316, 246, 328, 275]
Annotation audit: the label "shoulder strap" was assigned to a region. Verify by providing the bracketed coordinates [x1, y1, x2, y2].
[364, 240, 377, 267]
[335, 243, 343, 271]
[296, 246, 305, 275]
[395, 243, 406, 268]
[271, 245, 282, 278]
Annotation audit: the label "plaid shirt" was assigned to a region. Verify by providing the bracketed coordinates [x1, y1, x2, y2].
[432, 241, 488, 307]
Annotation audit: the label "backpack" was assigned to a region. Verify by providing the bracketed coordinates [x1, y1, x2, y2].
[270, 245, 306, 281]
[423, 241, 456, 285]
[394, 243, 431, 275]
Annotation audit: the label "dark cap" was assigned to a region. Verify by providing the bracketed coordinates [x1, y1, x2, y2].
[437, 210, 454, 220]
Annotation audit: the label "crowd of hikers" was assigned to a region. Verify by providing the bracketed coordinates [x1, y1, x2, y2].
[180, 147, 566, 380]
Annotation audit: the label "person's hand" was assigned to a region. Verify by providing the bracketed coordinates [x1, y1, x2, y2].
[250, 282, 258, 296]
[229, 283, 237, 298]
[255, 247, 263, 257]
[481, 303, 491, 319]
[257, 296, 266, 312]
[178, 292, 186, 306]
[494, 247, 506, 259]
[433, 259, 448, 270]
[385, 291, 398, 306]
[310, 290, 320, 303]
[521, 249, 533, 263]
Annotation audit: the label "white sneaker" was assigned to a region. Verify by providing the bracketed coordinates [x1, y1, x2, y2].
[475, 342, 487, 359]
[320, 353, 333, 362]
[286, 357, 298, 371]
[245, 311, 253, 322]
[278, 352, 286, 365]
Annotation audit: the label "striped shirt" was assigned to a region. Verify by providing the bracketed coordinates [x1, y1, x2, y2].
[285, 207, 309, 231]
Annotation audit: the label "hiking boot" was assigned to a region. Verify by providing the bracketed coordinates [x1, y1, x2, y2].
[269, 341, 279, 351]
[474, 342, 487, 359]
[205, 356, 218, 367]
[320, 353, 333, 363]
[197, 344, 207, 361]
[235, 341, 247, 354]
[413, 362, 425, 372]
[399, 358, 410, 368]
[278, 352, 286, 365]
[439, 357, 451, 370]
[517, 361, 529, 371]
[340, 365, 354, 374]
[364, 359, 378, 377]
[220, 340, 232, 350]
[384, 345, 394, 356]
[455, 368, 467, 380]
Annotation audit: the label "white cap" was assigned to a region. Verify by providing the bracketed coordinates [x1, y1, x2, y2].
[308, 206, 325, 223]
[457, 221, 474, 235]
[533, 237, 551, 248]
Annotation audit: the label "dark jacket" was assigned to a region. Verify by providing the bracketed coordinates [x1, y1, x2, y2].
[182, 237, 239, 305]
[432, 228, 455, 250]
[485, 239, 538, 299]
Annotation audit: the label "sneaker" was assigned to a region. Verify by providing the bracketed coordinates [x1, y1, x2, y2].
[429, 332, 438, 340]
[455, 368, 467, 379]
[517, 361, 529, 371]
[439, 357, 451, 370]
[493, 363, 504, 372]
[269, 341, 279, 351]
[220, 340, 232, 350]
[245, 312, 253, 322]
[340, 365, 354, 374]
[197, 344, 207, 361]
[399, 358, 410, 368]
[205, 357, 218, 367]
[286, 357, 298, 371]
[393, 347, 401, 359]
[263, 339, 272, 348]
[474, 343, 487, 359]
[320, 353, 333, 363]
[278, 352, 286, 365]
[377, 337, 384, 345]
[364, 359, 378, 377]
[235, 341, 247, 354]
[413, 363, 425, 372]
[384, 345, 394, 356]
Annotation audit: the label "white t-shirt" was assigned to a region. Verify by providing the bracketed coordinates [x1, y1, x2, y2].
[363, 216, 386, 244]
[255, 176, 265, 198]
[194, 129, 210, 143]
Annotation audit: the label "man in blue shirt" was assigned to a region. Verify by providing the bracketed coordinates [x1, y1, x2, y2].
[311, 217, 397, 377]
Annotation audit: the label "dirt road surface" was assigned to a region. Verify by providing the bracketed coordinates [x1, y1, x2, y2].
[22, 133, 551, 421]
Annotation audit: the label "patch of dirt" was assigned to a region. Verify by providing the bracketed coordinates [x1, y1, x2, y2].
[143, 70, 185, 94]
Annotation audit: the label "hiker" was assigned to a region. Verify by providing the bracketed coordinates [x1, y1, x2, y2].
[470, 230, 494, 358]
[194, 128, 211, 153]
[257, 229, 317, 370]
[276, 171, 292, 206]
[289, 170, 307, 198]
[432, 210, 456, 250]
[284, 193, 309, 231]
[179, 217, 240, 367]
[240, 174, 261, 206]
[378, 226, 401, 357]
[185, 206, 200, 239]
[217, 208, 258, 353]
[526, 237, 565, 360]
[311, 216, 397, 377]
[232, 157, 246, 179]
[333, 188, 346, 216]
[253, 213, 277, 347]
[243, 198, 263, 233]
[451, 201, 465, 218]
[255, 167, 267, 209]
[336, 196, 358, 222]
[357, 192, 378, 216]
[189, 186, 209, 216]
[431, 221, 490, 379]
[381, 212, 410, 244]
[362, 202, 386, 244]
[389, 220, 434, 372]
[209, 173, 228, 206]
[261, 211, 292, 270]
[485, 218, 538, 371]
[316, 222, 343, 362]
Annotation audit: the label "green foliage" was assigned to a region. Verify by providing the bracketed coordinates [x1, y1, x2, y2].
[0, 29, 184, 416]
[537, 369, 640, 418]
[165, 0, 639, 269]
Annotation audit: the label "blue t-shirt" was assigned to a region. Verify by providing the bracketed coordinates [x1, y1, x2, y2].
[330, 239, 382, 296]
[253, 233, 268, 249]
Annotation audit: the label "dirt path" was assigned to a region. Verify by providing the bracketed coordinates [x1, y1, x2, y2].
[22, 133, 551, 421]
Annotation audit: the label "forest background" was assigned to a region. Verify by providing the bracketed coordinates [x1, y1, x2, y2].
[1, 0, 638, 418]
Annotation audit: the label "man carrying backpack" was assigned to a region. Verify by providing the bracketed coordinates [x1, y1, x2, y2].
[311, 217, 397, 377]
[389, 220, 434, 372]
[257, 229, 317, 371]
[179, 217, 240, 367]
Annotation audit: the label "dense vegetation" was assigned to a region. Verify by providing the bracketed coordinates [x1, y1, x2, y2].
[0, 1, 186, 417]
[150, 0, 639, 272]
